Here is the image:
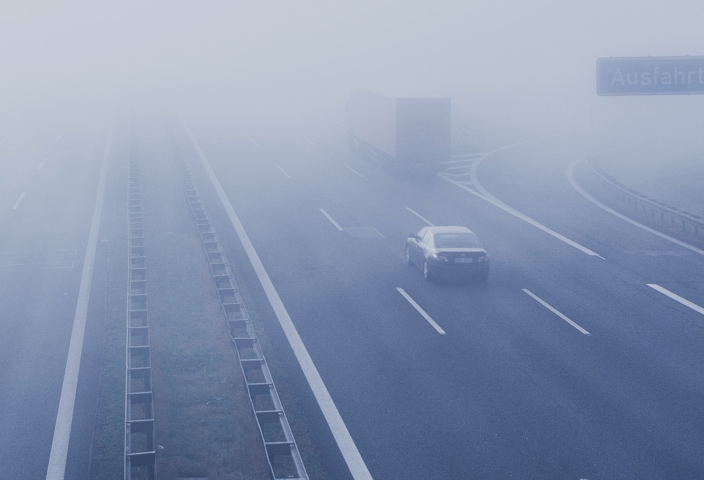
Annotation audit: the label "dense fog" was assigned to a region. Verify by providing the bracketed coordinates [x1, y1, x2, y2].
[3, 4, 704, 478]
[3, 1, 704, 142]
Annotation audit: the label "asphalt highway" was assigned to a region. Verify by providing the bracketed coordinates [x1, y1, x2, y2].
[183, 119, 704, 479]
[3, 115, 703, 479]
[0, 120, 116, 478]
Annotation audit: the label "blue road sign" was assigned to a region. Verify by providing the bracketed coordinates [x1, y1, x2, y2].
[597, 56, 704, 96]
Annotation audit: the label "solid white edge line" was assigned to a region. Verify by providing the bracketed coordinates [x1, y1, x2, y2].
[344, 164, 365, 178]
[319, 208, 344, 231]
[38, 158, 47, 170]
[440, 172, 604, 259]
[567, 159, 704, 257]
[250, 137, 259, 147]
[180, 118, 373, 480]
[467, 149, 604, 259]
[405, 207, 434, 226]
[305, 138, 318, 147]
[439, 142, 605, 259]
[522, 288, 591, 335]
[12, 192, 26, 210]
[46, 123, 113, 480]
[648, 284, 704, 315]
[277, 165, 292, 179]
[396, 288, 446, 335]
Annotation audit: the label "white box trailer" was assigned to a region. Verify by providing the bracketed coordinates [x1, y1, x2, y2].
[349, 89, 451, 173]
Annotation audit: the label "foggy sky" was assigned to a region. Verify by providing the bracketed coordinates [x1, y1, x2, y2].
[3, 0, 704, 137]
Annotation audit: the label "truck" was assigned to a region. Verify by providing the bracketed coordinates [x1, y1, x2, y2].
[348, 89, 451, 174]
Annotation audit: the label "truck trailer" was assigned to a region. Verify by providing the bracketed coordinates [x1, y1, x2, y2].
[348, 89, 451, 174]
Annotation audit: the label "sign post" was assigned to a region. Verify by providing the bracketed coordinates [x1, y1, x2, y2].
[597, 56, 704, 96]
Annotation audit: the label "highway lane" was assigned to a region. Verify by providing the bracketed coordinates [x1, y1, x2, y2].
[472, 135, 704, 288]
[470, 135, 704, 477]
[184, 122, 604, 479]
[0, 121, 115, 479]
[0, 131, 59, 228]
[472, 135, 704, 359]
[183, 118, 704, 479]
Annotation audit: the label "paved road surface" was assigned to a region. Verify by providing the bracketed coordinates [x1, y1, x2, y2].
[3, 115, 703, 479]
[0, 120, 117, 478]
[181, 121, 704, 479]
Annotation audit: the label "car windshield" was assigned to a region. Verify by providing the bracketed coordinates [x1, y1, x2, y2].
[434, 233, 481, 248]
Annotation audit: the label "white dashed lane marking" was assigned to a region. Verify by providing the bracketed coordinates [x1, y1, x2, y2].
[12, 192, 26, 210]
[405, 207, 434, 226]
[396, 287, 446, 335]
[277, 165, 291, 178]
[648, 284, 704, 316]
[522, 288, 591, 335]
[319, 208, 344, 231]
[344, 165, 365, 178]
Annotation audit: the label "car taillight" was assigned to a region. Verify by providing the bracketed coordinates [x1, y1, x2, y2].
[432, 253, 449, 262]
[478, 254, 488, 262]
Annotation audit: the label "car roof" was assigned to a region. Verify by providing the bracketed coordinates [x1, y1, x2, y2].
[426, 226, 475, 235]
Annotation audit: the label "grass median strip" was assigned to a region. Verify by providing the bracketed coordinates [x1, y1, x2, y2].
[89, 120, 271, 479]
[144, 132, 270, 479]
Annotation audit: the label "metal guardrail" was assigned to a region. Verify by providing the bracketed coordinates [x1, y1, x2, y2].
[125, 139, 157, 480]
[587, 157, 704, 239]
[172, 133, 309, 480]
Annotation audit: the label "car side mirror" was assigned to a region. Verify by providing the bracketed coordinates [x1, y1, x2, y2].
[408, 234, 419, 240]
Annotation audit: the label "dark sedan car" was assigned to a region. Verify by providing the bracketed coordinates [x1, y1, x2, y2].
[405, 226, 489, 282]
